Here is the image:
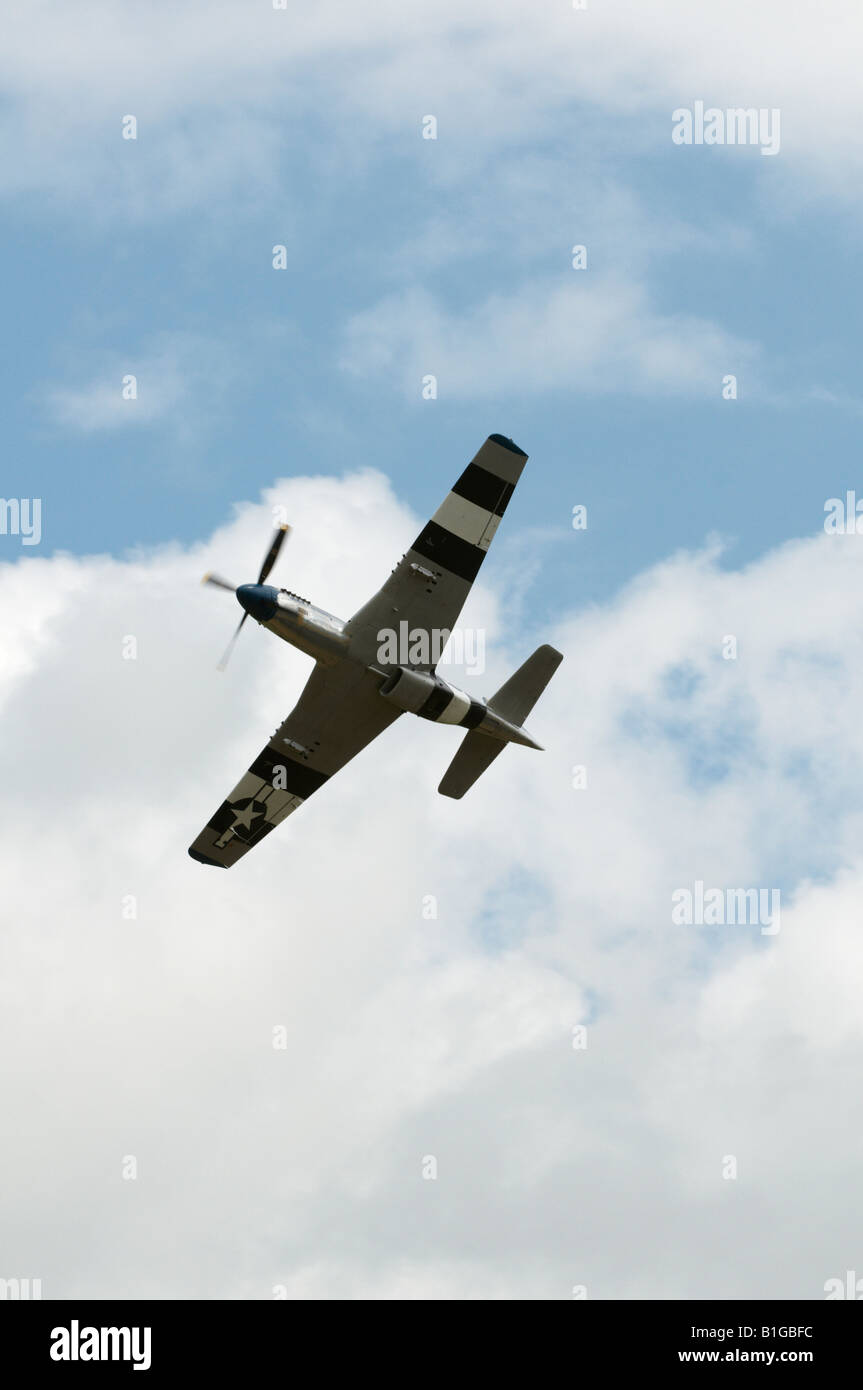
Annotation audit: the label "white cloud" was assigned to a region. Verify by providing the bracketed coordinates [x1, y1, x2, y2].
[2, 1, 863, 215]
[44, 332, 234, 435]
[341, 278, 758, 399]
[2, 467, 863, 1297]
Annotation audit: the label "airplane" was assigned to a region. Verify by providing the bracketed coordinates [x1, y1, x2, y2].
[189, 433, 563, 867]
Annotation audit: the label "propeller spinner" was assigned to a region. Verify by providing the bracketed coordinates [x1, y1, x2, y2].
[202, 523, 291, 669]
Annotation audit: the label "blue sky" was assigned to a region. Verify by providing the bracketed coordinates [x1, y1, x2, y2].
[5, 12, 863, 633]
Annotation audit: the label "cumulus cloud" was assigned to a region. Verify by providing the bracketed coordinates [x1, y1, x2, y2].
[43, 332, 235, 435]
[340, 278, 758, 399]
[1, 1, 862, 215]
[2, 468, 863, 1297]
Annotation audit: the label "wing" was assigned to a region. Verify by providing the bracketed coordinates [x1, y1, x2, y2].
[188, 660, 401, 868]
[344, 433, 528, 671]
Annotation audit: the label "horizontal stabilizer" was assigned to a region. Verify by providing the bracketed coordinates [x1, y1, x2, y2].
[488, 644, 563, 724]
[438, 731, 506, 800]
[438, 644, 563, 799]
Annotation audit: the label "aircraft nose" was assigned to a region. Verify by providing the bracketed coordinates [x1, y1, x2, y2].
[236, 584, 279, 623]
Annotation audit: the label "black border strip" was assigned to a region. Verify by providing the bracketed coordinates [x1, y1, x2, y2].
[451, 463, 514, 516]
[411, 521, 485, 583]
[249, 747, 329, 799]
[460, 700, 487, 730]
[418, 684, 455, 722]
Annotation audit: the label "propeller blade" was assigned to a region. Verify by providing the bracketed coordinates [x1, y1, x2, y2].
[216, 612, 248, 672]
[257, 524, 291, 585]
[202, 572, 236, 593]
[206, 523, 291, 670]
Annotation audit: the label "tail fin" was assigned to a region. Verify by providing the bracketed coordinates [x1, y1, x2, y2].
[488, 644, 563, 724]
[438, 644, 563, 799]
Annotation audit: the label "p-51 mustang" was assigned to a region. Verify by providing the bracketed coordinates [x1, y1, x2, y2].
[189, 434, 563, 867]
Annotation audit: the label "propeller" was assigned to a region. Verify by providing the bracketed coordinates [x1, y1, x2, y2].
[215, 613, 249, 672]
[202, 523, 292, 670]
[257, 523, 291, 586]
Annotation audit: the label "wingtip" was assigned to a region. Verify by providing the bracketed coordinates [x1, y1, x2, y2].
[437, 782, 466, 800]
[488, 432, 527, 457]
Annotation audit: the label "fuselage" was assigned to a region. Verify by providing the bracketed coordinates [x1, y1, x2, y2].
[237, 583, 349, 664]
[235, 582, 540, 748]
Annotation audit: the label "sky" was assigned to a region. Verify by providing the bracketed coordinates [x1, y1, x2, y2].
[2, 0, 863, 1300]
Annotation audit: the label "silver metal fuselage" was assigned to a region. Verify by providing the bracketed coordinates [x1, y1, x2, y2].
[264, 590, 350, 665]
[253, 588, 539, 749]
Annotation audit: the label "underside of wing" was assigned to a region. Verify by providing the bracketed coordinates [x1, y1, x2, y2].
[344, 433, 528, 671]
[188, 660, 401, 868]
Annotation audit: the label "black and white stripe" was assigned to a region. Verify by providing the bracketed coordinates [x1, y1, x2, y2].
[189, 749, 330, 864]
[408, 434, 527, 585]
[416, 684, 488, 730]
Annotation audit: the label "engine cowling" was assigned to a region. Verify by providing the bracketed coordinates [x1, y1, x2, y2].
[379, 666, 473, 725]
